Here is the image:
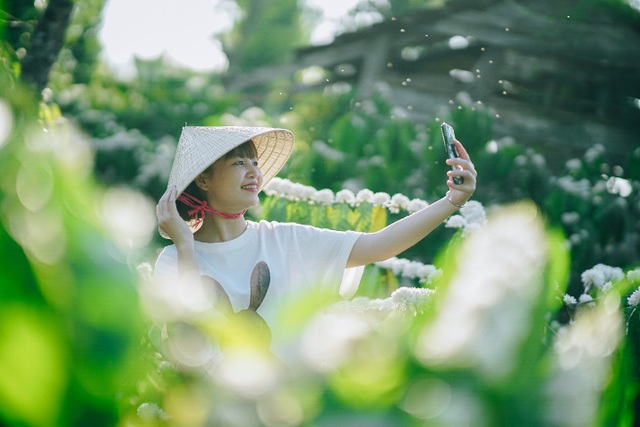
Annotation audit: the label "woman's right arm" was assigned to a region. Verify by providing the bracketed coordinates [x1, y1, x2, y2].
[156, 186, 200, 282]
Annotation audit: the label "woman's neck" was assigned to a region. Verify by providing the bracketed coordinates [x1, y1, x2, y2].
[194, 215, 248, 243]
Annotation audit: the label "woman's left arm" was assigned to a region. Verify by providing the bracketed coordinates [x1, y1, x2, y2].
[346, 139, 477, 268]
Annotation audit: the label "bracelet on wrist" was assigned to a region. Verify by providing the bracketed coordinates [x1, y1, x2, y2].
[446, 191, 467, 209]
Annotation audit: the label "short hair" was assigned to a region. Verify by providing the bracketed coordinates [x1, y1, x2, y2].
[177, 139, 258, 221]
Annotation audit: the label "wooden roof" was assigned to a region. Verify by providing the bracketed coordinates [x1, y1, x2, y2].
[226, 0, 640, 168]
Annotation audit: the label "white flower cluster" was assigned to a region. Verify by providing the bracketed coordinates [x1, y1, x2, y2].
[263, 178, 430, 213]
[374, 256, 441, 285]
[627, 268, 640, 284]
[563, 264, 628, 311]
[391, 286, 436, 314]
[626, 269, 640, 307]
[331, 287, 435, 315]
[263, 178, 317, 202]
[628, 288, 640, 307]
[555, 176, 592, 199]
[445, 200, 487, 235]
[563, 294, 577, 306]
[137, 402, 168, 421]
[581, 263, 624, 293]
[331, 296, 395, 314]
[135, 137, 176, 186]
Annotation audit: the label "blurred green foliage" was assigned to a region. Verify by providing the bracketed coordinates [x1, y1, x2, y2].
[131, 201, 639, 426]
[0, 70, 146, 426]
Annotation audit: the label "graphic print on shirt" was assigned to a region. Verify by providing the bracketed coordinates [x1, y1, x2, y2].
[202, 261, 272, 345]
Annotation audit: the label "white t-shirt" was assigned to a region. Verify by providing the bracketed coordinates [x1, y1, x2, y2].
[153, 220, 363, 342]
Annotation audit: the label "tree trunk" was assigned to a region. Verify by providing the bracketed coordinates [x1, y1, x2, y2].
[20, 0, 75, 94]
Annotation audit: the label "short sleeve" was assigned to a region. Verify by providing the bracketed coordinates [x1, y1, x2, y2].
[153, 245, 179, 283]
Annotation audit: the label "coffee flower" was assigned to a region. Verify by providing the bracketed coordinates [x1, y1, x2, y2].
[335, 189, 356, 205]
[628, 287, 640, 307]
[407, 198, 428, 214]
[356, 189, 375, 204]
[388, 193, 411, 214]
[312, 189, 335, 205]
[581, 264, 624, 292]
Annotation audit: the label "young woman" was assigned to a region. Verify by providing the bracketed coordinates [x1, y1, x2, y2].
[154, 126, 477, 353]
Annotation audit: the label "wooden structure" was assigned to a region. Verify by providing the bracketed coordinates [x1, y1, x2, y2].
[227, 0, 640, 169]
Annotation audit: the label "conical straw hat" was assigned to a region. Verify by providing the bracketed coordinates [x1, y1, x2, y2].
[168, 126, 294, 196]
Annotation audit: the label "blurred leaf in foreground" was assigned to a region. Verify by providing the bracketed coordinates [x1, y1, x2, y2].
[0, 73, 148, 425]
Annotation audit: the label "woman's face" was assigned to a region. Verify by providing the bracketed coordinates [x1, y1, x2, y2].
[200, 152, 263, 213]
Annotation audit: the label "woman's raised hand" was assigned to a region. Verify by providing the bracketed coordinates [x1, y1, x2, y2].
[156, 186, 193, 244]
[446, 139, 477, 206]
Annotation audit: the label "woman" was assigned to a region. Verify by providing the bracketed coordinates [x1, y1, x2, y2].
[154, 126, 476, 353]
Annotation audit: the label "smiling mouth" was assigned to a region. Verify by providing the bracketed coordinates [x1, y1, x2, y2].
[242, 184, 259, 191]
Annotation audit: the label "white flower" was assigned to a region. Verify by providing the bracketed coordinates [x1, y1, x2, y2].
[420, 269, 442, 285]
[599, 264, 624, 283]
[137, 403, 167, 420]
[464, 223, 484, 234]
[445, 215, 467, 229]
[563, 294, 577, 306]
[391, 286, 435, 314]
[335, 189, 356, 204]
[602, 282, 613, 293]
[312, 189, 334, 205]
[565, 158, 582, 172]
[581, 264, 624, 291]
[367, 298, 395, 312]
[277, 178, 296, 198]
[460, 201, 487, 226]
[356, 189, 375, 204]
[375, 257, 440, 285]
[262, 177, 283, 196]
[389, 258, 410, 276]
[628, 287, 640, 307]
[627, 269, 640, 283]
[291, 182, 316, 201]
[389, 193, 411, 212]
[372, 192, 391, 206]
[340, 297, 373, 313]
[581, 268, 606, 290]
[556, 176, 592, 199]
[416, 264, 437, 280]
[403, 261, 424, 279]
[374, 257, 395, 270]
[445, 201, 485, 235]
[407, 198, 428, 214]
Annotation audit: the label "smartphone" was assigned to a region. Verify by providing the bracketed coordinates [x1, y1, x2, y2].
[440, 122, 464, 185]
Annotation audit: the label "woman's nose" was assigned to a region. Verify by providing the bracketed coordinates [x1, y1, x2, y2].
[247, 162, 262, 178]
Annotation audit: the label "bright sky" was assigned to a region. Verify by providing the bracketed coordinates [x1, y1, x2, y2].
[100, 0, 362, 73]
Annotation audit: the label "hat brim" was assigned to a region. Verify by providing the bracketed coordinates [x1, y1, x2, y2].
[168, 126, 294, 196]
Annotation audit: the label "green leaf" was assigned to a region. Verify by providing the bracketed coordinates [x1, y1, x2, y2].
[370, 206, 388, 232]
[0, 306, 66, 427]
[352, 203, 373, 232]
[545, 227, 571, 311]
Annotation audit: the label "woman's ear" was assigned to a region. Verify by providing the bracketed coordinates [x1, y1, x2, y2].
[194, 174, 209, 191]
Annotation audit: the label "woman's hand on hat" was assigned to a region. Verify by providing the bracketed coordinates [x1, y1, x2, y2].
[157, 186, 193, 244]
[446, 139, 477, 206]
